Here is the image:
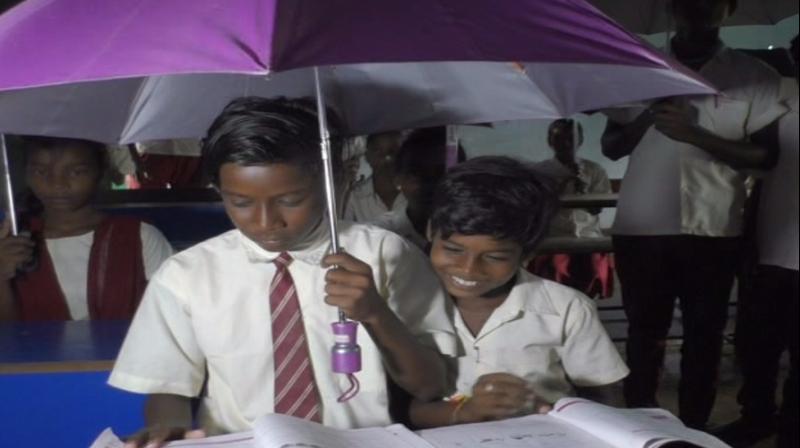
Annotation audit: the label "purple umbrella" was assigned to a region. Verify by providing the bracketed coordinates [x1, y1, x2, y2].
[0, 0, 717, 377]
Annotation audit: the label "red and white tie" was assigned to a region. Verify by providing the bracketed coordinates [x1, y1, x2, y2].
[270, 252, 322, 422]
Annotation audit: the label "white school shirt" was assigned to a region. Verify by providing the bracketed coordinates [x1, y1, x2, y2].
[45, 223, 173, 320]
[108, 221, 456, 434]
[757, 79, 799, 271]
[612, 46, 786, 237]
[343, 176, 407, 222]
[533, 158, 611, 238]
[369, 207, 429, 251]
[450, 270, 628, 404]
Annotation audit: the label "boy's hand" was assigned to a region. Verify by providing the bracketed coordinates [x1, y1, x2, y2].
[458, 373, 551, 423]
[322, 252, 388, 324]
[123, 427, 205, 448]
[652, 99, 701, 144]
[0, 220, 34, 280]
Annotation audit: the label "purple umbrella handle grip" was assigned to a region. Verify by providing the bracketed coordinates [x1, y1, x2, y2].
[331, 321, 361, 374]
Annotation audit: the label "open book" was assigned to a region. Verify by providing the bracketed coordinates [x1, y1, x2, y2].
[91, 398, 730, 448]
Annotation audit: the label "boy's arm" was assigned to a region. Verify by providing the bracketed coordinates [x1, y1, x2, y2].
[410, 373, 551, 429]
[362, 304, 447, 400]
[322, 252, 447, 401]
[601, 109, 655, 161]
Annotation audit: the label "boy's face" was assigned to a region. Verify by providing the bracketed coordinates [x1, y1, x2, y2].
[365, 133, 401, 173]
[218, 162, 324, 253]
[672, 0, 730, 33]
[548, 122, 578, 160]
[429, 232, 524, 300]
[26, 146, 100, 213]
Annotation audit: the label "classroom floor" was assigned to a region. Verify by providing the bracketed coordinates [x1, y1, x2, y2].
[598, 276, 789, 448]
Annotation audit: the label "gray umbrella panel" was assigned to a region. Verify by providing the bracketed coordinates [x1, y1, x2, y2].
[0, 61, 712, 144]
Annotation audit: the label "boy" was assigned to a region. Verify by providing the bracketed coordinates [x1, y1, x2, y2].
[410, 156, 628, 428]
[109, 97, 455, 446]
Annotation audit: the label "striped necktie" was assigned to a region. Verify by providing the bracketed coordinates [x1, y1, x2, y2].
[270, 252, 322, 422]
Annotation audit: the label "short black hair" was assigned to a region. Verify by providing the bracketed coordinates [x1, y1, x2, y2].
[19, 135, 107, 171]
[202, 96, 344, 186]
[430, 156, 559, 256]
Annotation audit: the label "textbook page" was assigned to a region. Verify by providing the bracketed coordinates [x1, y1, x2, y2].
[549, 398, 731, 448]
[418, 414, 616, 448]
[253, 414, 434, 448]
[89, 428, 255, 448]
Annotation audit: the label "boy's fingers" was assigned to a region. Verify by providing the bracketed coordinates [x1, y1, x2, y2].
[324, 283, 363, 299]
[325, 268, 371, 288]
[321, 253, 371, 274]
[184, 429, 206, 439]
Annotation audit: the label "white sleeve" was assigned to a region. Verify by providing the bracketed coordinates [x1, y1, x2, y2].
[377, 232, 458, 357]
[588, 163, 612, 194]
[108, 262, 206, 397]
[557, 294, 629, 387]
[140, 222, 174, 280]
[744, 65, 787, 135]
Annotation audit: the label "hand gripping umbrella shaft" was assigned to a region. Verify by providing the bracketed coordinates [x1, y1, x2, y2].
[313, 68, 362, 378]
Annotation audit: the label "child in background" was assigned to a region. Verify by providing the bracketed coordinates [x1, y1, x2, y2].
[0, 136, 173, 321]
[410, 156, 627, 428]
[371, 127, 465, 251]
[110, 97, 455, 447]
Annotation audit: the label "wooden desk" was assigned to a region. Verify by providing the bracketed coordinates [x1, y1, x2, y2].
[537, 236, 614, 255]
[560, 193, 618, 209]
[0, 320, 144, 447]
[0, 320, 130, 374]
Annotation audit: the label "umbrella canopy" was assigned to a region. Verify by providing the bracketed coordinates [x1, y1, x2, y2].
[0, 0, 715, 144]
[589, 0, 798, 35]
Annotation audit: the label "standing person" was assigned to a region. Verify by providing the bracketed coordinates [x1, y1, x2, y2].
[409, 157, 628, 428]
[110, 97, 455, 447]
[601, 0, 787, 429]
[718, 36, 799, 448]
[531, 119, 614, 298]
[0, 136, 173, 321]
[342, 131, 406, 222]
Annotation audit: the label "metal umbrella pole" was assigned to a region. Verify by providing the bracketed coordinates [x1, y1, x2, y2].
[313, 67, 362, 388]
[1, 134, 18, 236]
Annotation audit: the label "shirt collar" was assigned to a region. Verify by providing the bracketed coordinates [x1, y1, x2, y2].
[492, 270, 560, 320]
[238, 217, 333, 266]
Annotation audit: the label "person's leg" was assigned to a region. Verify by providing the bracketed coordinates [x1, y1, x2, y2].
[717, 265, 785, 446]
[614, 235, 678, 408]
[738, 266, 785, 420]
[676, 236, 739, 429]
[776, 268, 798, 448]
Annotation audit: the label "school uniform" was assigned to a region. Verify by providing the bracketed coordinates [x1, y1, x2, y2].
[343, 176, 407, 223]
[14, 217, 173, 320]
[369, 207, 428, 251]
[450, 270, 628, 404]
[109, 221, 456, 434]
[534, 157, 611, 239]
[608, 45, 786, 427]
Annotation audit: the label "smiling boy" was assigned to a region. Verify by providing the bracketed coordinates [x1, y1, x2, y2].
[109, 97, 455, 446]
[410, 156, 628, 428]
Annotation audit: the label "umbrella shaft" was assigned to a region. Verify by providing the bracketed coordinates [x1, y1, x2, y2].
[1, 134, 18, 235]
[314, 68, 346, 324]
